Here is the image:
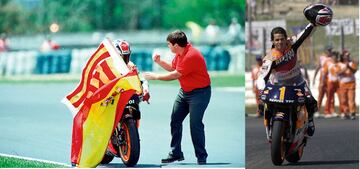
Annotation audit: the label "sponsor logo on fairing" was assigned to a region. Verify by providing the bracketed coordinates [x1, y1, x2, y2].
[269, 98, 283, 103]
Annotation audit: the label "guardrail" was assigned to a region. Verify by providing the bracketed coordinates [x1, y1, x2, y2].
[0, 45, 244, 76]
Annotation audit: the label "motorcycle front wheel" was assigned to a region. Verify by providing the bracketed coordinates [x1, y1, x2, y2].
[271, 120, 286, 166]
[119, 118, 140, 167]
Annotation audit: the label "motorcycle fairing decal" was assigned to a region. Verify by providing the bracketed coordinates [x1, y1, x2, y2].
[288, 106, 308, 154]
[288, 140, 300, 154]
[279, 86, 286, 102]
[288, 127, 306, 154]
[296, 106, 307, 129]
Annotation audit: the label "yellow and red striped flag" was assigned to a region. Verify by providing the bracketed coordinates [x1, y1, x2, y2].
[61, 38, 136, 167]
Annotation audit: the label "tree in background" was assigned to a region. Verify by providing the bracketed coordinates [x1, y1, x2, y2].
[0, 0, 245, 34]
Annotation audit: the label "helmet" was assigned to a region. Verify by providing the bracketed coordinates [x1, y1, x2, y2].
[114, 39, 131, 63]
[304, 3, 333, 26]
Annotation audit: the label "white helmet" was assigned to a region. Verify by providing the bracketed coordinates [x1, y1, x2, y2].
[114, 39, 131, 63]
[304, 3, 333, 26]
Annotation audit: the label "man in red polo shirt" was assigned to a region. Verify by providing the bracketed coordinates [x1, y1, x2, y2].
[144, 30, 211, 165]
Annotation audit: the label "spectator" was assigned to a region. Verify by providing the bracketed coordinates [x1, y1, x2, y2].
[227, 17, 242, 45]
[251, 55, 263, 117]
[337, 50, 358, 119]
[325, 51, 340, 118]
[205, 20, 220, 46]
[313, 45, 333, 117]
[40, 36, 60, 52]
[0, 33, 9, 52]
[0, 33, 9, 76]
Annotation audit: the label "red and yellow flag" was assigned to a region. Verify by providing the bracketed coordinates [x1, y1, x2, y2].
[62, 38, 141, 167]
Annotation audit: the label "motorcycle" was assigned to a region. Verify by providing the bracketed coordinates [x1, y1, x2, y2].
[260, 83, 310, 166]
[97, 70, 145, 167]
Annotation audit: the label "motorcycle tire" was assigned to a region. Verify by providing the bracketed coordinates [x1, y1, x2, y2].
[100, 152, 115, 164]
[119, 118, 140, 167]
[271, 120, 286, 166]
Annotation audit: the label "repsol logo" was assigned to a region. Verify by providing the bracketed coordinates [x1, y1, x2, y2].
[275, 50, 295, 65]
[269, 98, 283, 103]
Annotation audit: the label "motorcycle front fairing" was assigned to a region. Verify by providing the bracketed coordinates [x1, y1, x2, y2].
[261, 83, 306, 106]
[261, 83, 308, 154]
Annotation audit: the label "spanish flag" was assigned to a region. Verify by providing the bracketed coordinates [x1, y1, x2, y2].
[62, 38, 139, 167]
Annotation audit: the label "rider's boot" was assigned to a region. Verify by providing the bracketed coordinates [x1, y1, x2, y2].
[265, 126, 272, 143]
[306, 95, 317, 137]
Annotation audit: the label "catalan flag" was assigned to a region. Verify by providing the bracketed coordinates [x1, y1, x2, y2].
[62, 38, 141, 167]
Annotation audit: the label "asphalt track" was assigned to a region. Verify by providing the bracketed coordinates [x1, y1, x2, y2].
[246, 117, 359, 169]
[0, 83, 244, 168]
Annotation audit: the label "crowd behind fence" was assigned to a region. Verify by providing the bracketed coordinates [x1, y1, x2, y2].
[0, 45, 245, 77]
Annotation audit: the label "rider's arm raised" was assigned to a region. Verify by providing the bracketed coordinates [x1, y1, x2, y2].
[292, 23, 316, 51]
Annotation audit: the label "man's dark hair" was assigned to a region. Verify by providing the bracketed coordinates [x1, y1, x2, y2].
[166, 30, 188, 47]
[270, 27, 287, 41]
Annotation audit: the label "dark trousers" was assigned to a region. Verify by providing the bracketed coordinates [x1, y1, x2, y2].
[170, 86, 211, 160]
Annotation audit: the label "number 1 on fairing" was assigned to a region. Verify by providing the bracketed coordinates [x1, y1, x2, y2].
[279, 86, 286, 102]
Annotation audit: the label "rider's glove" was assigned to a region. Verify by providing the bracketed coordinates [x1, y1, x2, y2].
[143, 89, 150, 104]
[258, 90, 263, 100]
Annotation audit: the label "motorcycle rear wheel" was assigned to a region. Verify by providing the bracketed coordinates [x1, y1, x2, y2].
[119, 119, 140, 167]
[271, 120, 286, 166]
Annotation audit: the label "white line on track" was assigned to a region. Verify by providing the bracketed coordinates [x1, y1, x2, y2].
[213, 87, 244, 92]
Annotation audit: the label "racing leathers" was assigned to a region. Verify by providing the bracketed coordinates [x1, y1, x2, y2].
[257, 23, 318, 138]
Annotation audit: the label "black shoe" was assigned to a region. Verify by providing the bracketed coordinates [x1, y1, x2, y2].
[307, 120, 315, 136]
[161, 154, 184, 163]
[197, 159, 206, 165]
[351, 113, 356, 120]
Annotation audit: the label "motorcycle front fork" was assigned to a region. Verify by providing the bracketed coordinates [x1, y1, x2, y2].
[263, 104, 270, 142]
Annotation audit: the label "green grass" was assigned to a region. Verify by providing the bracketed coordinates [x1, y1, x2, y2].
[0, 156, 68, 168]
[0, 73, 245, 87]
